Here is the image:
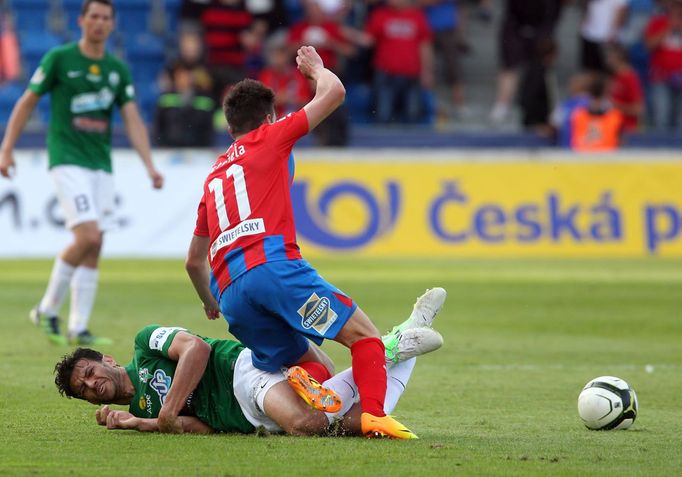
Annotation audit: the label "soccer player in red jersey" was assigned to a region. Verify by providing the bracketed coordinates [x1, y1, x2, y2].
[185, 46, 416, 439]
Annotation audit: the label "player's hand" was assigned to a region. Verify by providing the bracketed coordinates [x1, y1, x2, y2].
[158, 408, 184, 434]
[96, 405, 112, 425]
[0, 150, 16, 178]
[203, 303, 221, 320]
[149, 168, 164, 189]
[296, 46, 324, 80]
[106, 410, 138, 430]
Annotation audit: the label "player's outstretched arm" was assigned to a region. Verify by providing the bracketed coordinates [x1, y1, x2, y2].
[157, 332, 211, 433]
[120, 101, 164, 189]
[186, 234, 221, 320]
[297, 46, 345, 131]
[96, 405, 214, 434]
[0, 90, 40, 178]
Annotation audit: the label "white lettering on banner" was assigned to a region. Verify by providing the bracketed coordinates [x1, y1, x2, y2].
[210, 218, 265, 259]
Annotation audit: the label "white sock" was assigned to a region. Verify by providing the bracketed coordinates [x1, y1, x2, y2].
[384, 358, 416, 414]
[39, 258, 76, 317]
[323, 358, 417, 423]
[68, 266, 99, 336]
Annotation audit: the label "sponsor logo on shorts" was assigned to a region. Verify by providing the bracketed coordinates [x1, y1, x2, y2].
[150, 369, 172, 406]
[298, 293, 338, 335]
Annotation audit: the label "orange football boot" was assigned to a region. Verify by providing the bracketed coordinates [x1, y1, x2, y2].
[361, 413, 418, 439]
[286, 366, 342, 413]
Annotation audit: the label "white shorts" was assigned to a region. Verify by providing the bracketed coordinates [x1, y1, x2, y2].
[233, 349, 286, 433]
[49, 165, 116, 230]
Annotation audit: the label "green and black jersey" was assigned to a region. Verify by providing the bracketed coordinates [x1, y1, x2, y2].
[124, 325, 254, 433]
[28, 43, 134, 172]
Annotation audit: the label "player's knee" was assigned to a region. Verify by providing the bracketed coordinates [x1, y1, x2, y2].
[77, 229, 103, 253]
[286, 412, 327, 436]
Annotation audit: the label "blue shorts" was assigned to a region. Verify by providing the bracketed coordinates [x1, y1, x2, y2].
[219, 259, 357, 372]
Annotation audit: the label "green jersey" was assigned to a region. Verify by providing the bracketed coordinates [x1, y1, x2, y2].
[124, 325, 255, 434]
[28, 43, 134, 172]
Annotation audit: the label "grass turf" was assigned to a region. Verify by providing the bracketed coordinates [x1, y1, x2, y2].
[1, 258, 681, 476]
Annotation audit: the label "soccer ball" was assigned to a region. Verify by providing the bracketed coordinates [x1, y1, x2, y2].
[577, 376, 638, 430]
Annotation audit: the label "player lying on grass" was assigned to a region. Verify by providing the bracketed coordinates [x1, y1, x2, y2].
[54, 289, 445, 436]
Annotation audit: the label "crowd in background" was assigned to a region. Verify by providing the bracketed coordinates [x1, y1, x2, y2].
[1, 0, 682, 148]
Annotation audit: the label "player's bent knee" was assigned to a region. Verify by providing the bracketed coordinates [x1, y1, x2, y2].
[286, 411, 327, 436]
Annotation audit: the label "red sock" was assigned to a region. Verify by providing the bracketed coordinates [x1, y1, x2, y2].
[351, 337, 387, 417]
[297, 361, 332, 383]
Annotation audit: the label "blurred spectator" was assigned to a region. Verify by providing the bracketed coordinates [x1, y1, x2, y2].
[606, 43, 644, 131]
[579, 0, 628, 72]
[519, 37, 557, 136]
[365, 0, 434, 123]
[246, 0, 290, 34]
[490, 0, 563, 124]
[419, 0, 468, 121]
[570, 74, 624, 151]
[0, 10, 20, 84]
[621, 0, 657, 46]
[154, 62, 216, 147]
[551, 71, 593, 147]
[288, 0, 353, 75]
[200, 0, 267, 102]
[258, 33, 312, 117]
[288, 0, 353, 144]
[644, 0, 682, 130]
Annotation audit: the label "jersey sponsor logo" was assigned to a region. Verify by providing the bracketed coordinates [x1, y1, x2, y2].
[138, 368, 151, 384]
[73, 116, 108, 134]
[70, 88, 114, 114]
[149, 327, 186, 351]
[150, 369, 172, 406]
[139, 393, 153, 416]
[67, 70, 83, 78]
[30, 67, 45, 85]
[87, 64, 101, 82]
[109, 71, 119, 87]
[209, 217, 265, 259]
[297, 292, 338, 335]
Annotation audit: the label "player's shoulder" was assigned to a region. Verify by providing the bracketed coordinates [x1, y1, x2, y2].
[103, 51, 131, 72]
[44, 42, 77, 61]
[135, 325, 188, 348]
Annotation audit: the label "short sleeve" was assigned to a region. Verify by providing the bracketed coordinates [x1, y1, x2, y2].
[267, 109, 309, 150]
[194, 192, 209, 237]
[134, 325, 189, 358]
[27, 49, 59, 96]
[115, 62, 135, 107]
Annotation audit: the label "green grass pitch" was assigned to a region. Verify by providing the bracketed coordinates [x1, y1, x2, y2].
[1, 258, 681, 476]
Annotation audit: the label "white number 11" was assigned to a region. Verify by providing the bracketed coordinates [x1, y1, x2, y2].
[208, 164, 252, 231]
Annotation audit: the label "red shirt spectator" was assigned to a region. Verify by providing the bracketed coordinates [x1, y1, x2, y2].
[610, 69, 643, 131]
[645, 15, 682, 83]
[201, 1, 252, 67]
[288, 21, 346, 71]
[259, 68, 312, 118]
[365, 3, 433, 77]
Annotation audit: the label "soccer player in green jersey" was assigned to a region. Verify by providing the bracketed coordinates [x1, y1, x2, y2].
[54, 291, 446, 435]
[0, 0, 164, 346]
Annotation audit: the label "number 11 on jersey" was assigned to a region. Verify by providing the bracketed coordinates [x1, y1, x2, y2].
[208, 164, 252, 231]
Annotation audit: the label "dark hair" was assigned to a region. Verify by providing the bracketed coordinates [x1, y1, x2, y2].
[588, 74, 608, 99]
[223, 79, 275, 136]
[54, 348, 103, 399]
[81, 0, 115, 17]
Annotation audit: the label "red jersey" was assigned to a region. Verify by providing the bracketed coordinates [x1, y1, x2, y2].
[194, 110, 309, 293]
[644, 16, 682, 82]
[365, 6, 432, 77]
[611, 68, 643, 131]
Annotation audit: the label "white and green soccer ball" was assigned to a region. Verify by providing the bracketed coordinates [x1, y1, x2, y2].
[578, 376, 638, 430]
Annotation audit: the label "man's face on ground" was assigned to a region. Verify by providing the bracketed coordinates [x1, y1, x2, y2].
[79, 2, 114, 44]
[69, 357, 120, 404]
